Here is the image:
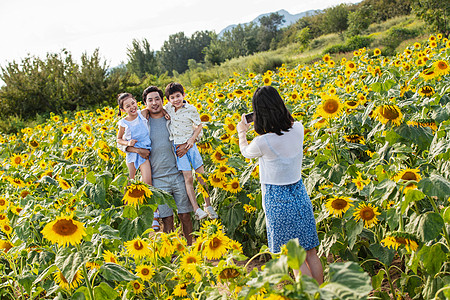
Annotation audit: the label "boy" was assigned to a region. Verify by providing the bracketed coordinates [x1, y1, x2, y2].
[164, 82, 218, 220]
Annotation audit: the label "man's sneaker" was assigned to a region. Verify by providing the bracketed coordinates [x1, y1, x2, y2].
[205, 206, 218, 219]
[195, 208, 208, 220]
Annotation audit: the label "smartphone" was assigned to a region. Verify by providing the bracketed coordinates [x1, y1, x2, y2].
[244, 112, 254, 124]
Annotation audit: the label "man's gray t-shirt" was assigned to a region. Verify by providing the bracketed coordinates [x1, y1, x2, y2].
[149, 116, 193, 217]
[149, 116, 179, 179]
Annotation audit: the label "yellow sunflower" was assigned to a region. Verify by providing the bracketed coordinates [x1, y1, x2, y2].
[0, 239, 13, 253]
[407, 119, 437, 132]
[124, 237, 151, 258]
[374, 105, 403, 126]
[180, 251, 202, 272]
[159, 234, 175, 258]
[381, 232, 418, 252]
[203, 232, 230, 260]
[10, 154, 23, 167]
[211, 147, 228, 164]
[136, 264, 155, 281]
[317, 95, 343, 119]
[262, 76, 272, 86]
[0, 197, 9, 210]
[420, 68, 438, 80]
[130, 280, 144, 294]
[58, 178, 71, 190]
[200, 113, 211, 123]
[173, 283, 188, 297]
[54, 270, 83, 290]
[373, 48, 381, 56]
[81, 124, 92, 135]
[433, 60, 450, 76]
[28, 140, 39, 148]
[228, 240, 243, 253]
[103, 250, 118, 263]
[351, 172, 370, 190]
[353, 203, 381, 228]
[2, 223, 13, 235]
[42, 215, 86, 247]
[325, 196, 353, 217]
[344, 134, 365, 144]
[0, 213, 9, 225]
[393, 168, 422, 193]
[418, 85, 435, 97]
[243, 204, 257, 214]
[227, 178, 242, 194]
[218, 265, 242, 281]
[123, 183, 152, 207]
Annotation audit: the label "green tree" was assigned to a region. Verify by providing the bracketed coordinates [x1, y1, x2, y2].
[347, 6, 373, 36]
[321, 4, 350, 35]
[410, 0, 450, 36]
[126, 38, 158, 78]
[257, 13, 285, 51]
[0, 49, 124, 120]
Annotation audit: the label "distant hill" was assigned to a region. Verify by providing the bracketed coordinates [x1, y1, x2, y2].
[218, 9, 320, 37]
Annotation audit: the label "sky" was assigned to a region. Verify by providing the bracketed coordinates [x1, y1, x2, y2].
[0, 0, 361, 68]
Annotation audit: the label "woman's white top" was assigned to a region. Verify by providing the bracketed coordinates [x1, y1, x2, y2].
[240, 122, 304, 185]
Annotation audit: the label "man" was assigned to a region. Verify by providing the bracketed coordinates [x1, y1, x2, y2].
[117, 86, 194, 244]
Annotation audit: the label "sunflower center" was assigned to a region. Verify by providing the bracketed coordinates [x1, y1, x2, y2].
[0, 199, 5, 206]
[14, 157, 22, 164]
[347, 101, 358, 107]
[129, 188, 145, 199]
[133, 282, 141, 289]
[214, 152, 224, 161]
[438, 61, 448, 70]
[381, 106, 400, 120]
[360, 207, 375, 220]
[133, 241, 144, 250]
[219, 166, 227, 173]
[141, 268, 149, 275]
[401, 172, 417, 181]
[324, 99, 339, 114]
[52, 219, 79, 236]
[331, 199, 348, 210]
[187, 257, 197, 264]
[210, 237, 222, 250]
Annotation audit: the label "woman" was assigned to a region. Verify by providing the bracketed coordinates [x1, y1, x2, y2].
[237, 86, 323, 284]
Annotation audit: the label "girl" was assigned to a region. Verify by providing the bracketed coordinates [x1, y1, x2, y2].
[236, 86, 323, 284]
[116, 93, 159, 230]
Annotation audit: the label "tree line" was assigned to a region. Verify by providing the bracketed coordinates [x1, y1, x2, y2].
[0, 0, 448, 133]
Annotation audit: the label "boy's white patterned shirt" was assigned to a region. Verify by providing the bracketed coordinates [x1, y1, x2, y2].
[164, 101, 202, 144]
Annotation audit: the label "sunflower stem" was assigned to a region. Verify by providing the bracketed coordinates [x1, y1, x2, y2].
[77, 245, 94, 300]
[429, 196, 450, 250]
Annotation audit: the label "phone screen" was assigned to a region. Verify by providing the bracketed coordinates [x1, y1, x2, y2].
[245, 113, 254, 123]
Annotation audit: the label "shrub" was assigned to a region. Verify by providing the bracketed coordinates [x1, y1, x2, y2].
[323, 35, 374, 54]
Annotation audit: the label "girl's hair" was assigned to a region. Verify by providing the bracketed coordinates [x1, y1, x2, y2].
[252, 86, 294, 136]
[117, 93, 134, 116]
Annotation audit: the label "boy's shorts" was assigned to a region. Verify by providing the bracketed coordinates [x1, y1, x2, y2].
[175, 144, 204, 171]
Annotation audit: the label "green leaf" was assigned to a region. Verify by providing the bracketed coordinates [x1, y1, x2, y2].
[286, 239, 306, 270]
[18, 273, 36, 295]
[370, 82, 382, 93]
[122, 205, 138, 219]
[72, 286, 89, 300]
[371, 269, 385, 290]
[86, 171, 96, 184]
[100, 263, 138, 282]
[323, 261, 372, 299]
[223, 202, 245, 234]
[110, 174, 128, 189]
[369, 243, 395, 266]
[93, 282, 120, 300]
[418, 174, 450, 200]
[422, 243, 446, 276]
[417, 212, 444, 242]
[55, 248, 88, 283]
[443, 207, 450, 224]
[98, 224, 121, 240]
[402, 189, 425, 214]
[33, 264, 58, 285]
[394, 123, 433, 151]
[345, 219, 363, 249]
[255, 210, 266, 238]
[323, 163, 346, 184]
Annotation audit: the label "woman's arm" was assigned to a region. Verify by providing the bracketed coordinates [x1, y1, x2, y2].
[237, 115, 262, 159]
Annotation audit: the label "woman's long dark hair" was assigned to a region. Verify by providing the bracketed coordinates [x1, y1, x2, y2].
[252, 86, 294, 136]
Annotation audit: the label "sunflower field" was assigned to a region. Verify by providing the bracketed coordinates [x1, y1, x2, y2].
[0, 33, 450, 299]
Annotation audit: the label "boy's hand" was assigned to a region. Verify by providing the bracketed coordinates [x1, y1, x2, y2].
[128, 139, 137, 147]
[186, 138, 195, 150]
[162, 108, 171, 120]
[176, 143, 188, 158]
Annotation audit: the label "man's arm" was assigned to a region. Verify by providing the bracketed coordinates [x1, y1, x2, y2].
[127, 146, 150, 159]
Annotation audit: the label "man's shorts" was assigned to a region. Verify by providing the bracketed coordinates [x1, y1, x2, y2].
[175, 144, 204, 171]
[154, 172, 193, 218]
